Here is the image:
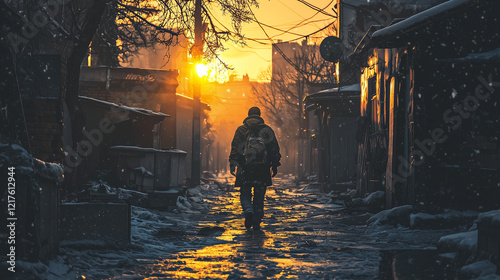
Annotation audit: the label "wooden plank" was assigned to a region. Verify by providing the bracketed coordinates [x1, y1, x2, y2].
[386, 76, 396, 208]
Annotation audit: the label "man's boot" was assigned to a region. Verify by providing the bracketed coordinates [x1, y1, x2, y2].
[253, 220, 261, 231]
[244, 212, 254, 229]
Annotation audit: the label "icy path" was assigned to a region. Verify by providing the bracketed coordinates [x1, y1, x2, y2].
[124, 177, 375, 279]
[26, 174, 455, 280]
[112, 175, 453, 280]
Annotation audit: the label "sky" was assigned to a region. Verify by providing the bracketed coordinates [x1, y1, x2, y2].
[213, 0, 337, 80]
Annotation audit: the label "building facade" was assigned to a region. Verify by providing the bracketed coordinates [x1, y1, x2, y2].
[354, 0, 500, 210]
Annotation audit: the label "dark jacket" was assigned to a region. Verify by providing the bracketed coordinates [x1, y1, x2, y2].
[229, 115, 281, 187]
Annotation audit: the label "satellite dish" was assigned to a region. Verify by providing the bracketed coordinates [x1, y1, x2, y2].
[320, 36, 344, 62]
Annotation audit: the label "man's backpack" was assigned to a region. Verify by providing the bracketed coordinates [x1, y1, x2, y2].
[244, 126, 267, 165]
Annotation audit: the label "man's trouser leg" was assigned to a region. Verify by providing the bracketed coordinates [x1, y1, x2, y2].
[253, 184, 267, 224]
[240, 184, 253, 216]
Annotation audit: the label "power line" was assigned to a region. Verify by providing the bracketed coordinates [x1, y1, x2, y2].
[247, 20, 336, 44]
[277, 0, 308, 21]
[230, 46, 271, 62]
[204, 2, 337, 72]
[206, 3, 333, 44]
[207, 8, 305, 38]
[250, 20, 304, 37]
[296, 0, 337, 18]
[266, 1, 335, 39]
[247, 4, 316, 77]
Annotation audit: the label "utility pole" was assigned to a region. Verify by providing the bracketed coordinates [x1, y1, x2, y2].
[191, 0, 203, 187]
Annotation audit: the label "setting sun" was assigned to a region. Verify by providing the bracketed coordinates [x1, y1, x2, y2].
[196, 63, 208, 78]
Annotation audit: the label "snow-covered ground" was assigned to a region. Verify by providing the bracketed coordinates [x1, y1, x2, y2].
[437, 210, 500, 280]
[10, 173, 498, 279]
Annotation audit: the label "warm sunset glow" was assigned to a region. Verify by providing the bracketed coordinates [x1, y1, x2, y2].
[196, 63, 208, 78]
[207, 61, 230, 83]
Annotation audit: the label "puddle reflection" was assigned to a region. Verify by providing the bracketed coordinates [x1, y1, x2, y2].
[131, 176, 351, 279]
[141, 228, 323, 279]
[148, 243, 239, 279]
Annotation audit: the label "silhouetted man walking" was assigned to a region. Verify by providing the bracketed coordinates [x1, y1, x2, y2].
[229, 107, 281, 231]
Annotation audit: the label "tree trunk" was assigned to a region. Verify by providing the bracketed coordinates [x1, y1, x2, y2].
[63, 0, 107, 191]
[298, 77, 305, 179]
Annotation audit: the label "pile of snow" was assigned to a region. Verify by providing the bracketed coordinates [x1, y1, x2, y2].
[176, 196, 194, 211]
[80, 180, 214, 213]
[436, 210, 500, 279]
[33, 158, 64, 183]
[15, 182, 221, 279]
[476, 210, 500, 227]
[363, 190, 385, 205]
[306, 174, 319, 182]
[460, 260, 499, 279]
[367, 205, 480, 229]
[173, 183, 221, 214]
[88, 181, 116, 193]
[79, 181, 148, 206]
[187, 184, 203, 195]
[334, 189, 384, 213]
[438, 230, 478, 253]
[410, 210, 479, 229]
[342, 188, 357, 198]
[12, 259, 74, 280]
[366, 205, 413, 227]
[0, 142, 63, 183]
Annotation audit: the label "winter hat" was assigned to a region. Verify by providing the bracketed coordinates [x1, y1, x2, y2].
[248, 106, 261, 116]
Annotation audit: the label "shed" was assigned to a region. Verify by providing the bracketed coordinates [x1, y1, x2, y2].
[78, 96, 168, 183]
[353, 0, 500, 210]
[110, 146, 187, 191]
[305, 84, 361, 190]
[79, 66, 211, 178]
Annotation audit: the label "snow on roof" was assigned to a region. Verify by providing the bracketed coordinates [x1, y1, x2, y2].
[79, 96, 169, 118]
[371, 0, 471, 41]
[305, 84, 360, 108]
[175, 93, 211, 110]
[305, 83, 360, 102]
[316, 83, 361, 94]
[110, 145, 187, 154]
[452, 48, 500, 62]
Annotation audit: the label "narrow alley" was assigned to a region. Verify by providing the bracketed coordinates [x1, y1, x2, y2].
[91, 174, 453, 280]
[2, 1, 500, 279]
